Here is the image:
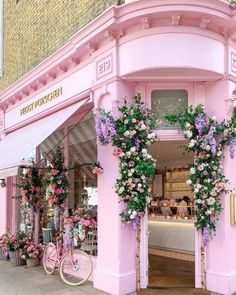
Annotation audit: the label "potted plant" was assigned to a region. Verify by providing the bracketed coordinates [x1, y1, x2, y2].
[0, 233, 9, 260]
[20, 239, 43, 267]
[5, 231, 27, 266]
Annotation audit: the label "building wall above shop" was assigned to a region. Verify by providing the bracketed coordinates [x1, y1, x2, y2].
[0, 0, 119, 92]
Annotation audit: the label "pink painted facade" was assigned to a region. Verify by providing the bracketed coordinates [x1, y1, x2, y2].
[0, 0, 236, 294]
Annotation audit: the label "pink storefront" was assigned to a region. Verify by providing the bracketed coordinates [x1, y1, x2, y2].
[0, 0, 236, 294]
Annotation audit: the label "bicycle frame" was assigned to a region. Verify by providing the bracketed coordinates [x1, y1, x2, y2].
[46, 240, 75, 269]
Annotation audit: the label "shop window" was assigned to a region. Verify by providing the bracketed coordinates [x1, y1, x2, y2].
[151, 89, 188, 129]
[68, 111, 97, 211]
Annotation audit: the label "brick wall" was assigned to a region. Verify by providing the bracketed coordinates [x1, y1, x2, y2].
[1, 0, 119, 92]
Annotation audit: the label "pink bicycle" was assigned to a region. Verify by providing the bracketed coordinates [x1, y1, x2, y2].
[43, 234, 92, 286]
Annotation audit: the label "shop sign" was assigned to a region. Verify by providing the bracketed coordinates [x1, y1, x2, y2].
[96, 54, 113, 80]
[20, 87, 63, 116]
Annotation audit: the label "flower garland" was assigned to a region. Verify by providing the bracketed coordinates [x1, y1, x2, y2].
[45, 146, 69, 208]
[15, 162, 43, 210]
[96, 95, 157, 229]
[165, 104, 236, 244]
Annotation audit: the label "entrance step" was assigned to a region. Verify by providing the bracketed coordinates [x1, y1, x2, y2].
[138, 288, 210, 295]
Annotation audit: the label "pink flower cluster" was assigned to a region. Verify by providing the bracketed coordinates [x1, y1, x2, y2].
[20, 240, 43, 260]
[92, 167, 103, 175]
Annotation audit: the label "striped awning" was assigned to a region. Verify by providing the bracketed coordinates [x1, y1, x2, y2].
[0, 99, 89, 178]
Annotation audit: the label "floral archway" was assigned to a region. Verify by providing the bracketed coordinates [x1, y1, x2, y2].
[96, 95, 236, 290]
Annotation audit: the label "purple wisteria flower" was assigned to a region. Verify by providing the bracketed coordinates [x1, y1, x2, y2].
[133, 138, 141, 151]
[207, 126, 217, 156]
[195, 113, 206, 135]
[96, 113, 117, 145]
[203, 225, 210, 246]
[229, 138, 236, 159]
[63, 223, 74, 250]
[132, 216, 141, 230]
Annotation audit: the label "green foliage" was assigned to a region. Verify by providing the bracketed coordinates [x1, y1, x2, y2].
[165, 105, 236, 242]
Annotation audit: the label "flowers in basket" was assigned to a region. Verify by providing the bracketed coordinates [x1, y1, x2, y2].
[4, 231, 28, 252]
[0, 233, 10, 259]
[64, 208, 97, 247]
[19, 239, 43, 265]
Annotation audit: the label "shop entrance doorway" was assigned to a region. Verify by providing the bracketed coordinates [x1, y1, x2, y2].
[148, 140, 195, 289]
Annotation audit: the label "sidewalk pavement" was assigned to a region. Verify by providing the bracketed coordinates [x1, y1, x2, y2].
[0, 260, 218, 295]
[0, 260, 108, 295]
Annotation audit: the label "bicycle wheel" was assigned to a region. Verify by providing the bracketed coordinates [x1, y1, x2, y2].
[59, 249, 92, 286]
[43, 242, 57, 275]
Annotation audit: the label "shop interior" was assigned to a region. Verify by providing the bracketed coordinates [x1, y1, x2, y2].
[148, 140, 195, 288]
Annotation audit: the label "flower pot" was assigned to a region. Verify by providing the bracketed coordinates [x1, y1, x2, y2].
[0, 247, 4, 260]
[26, 258, 39, 268]
[9, 250, 25, 266]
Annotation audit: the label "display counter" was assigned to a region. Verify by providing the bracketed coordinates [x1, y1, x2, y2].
[148, 218, 195, 254]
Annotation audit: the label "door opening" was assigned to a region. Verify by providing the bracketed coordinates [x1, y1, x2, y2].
[147, 140, 195, 289]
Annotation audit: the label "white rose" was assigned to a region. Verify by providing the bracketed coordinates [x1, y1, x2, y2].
[137, 183, 142, 188]
[147, 134, 152, 139]
[124, 119, 129, 125]
[148, 188, 151, 193]
[130, 214, 135, 220]
[206, 210, 212, 215]
[132, 211, 137, 216]
[132, 118, 136, 123]
[141, 175, 146, 180]
[197, 184, 202, 189]
[142, 148, 147, 154]
[217, 151, 222, 156]
[130, 147, 136, 152]
[186, 131, 193, 138]
[205, 145, 211, 151]
[140, 124, 146, 130]
[147, 155, 152, 159]
[186, 179, 192, 185]
[196, 199, 202, 204]
[131, 130, 136, 136]
[126, 151, 131, 157]
[131, 169, 135, 173]
[128, 172, 133, 177]
[190, 167, 196, 175]
[185, 122, 191, 128]
[188, 142, 195, 148]
[208, 197, 216, 205]
[118, 187, 124, 193]
[124, 130, 130, 136]
[194, 188, 199, 193]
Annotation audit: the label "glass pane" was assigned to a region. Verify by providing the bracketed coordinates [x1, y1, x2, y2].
[68, 111, 97, 211]
[151, 90, 188, 129]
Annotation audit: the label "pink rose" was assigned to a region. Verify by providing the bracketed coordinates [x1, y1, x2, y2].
[22, 196, 29, 203]
[198, 152, 205, 159]
[51, 183, 56, 189]
[83, 220, 90, 227]
[113, 148, 122, 157]
[52, 169, 59, 175]
[21, 189, 28, 197]
[128, 161, 135, 167]
[54, 187, 62, 195]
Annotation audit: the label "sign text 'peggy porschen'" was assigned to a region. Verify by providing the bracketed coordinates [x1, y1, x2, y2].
[20, 87, 63, 116]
